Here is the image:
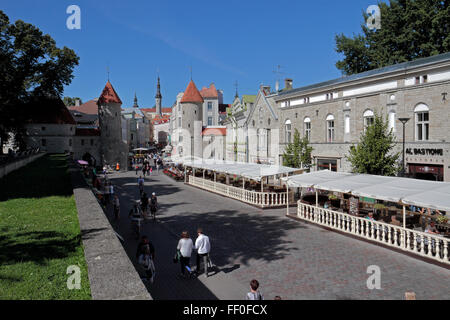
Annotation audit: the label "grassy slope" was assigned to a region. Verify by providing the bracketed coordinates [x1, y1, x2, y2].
[0, 154, 91, 299]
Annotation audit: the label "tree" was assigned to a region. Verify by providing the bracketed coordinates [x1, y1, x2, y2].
[282, 129, 313, 169]
[347, 113, 400, 176]
[0, 10, 79, 152]
[63, 97, 82, 106]
[335, 0, 450, 75]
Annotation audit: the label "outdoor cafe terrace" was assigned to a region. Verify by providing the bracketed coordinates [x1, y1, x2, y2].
[181, 159, 303, 208]
[282, 170, 450, 265]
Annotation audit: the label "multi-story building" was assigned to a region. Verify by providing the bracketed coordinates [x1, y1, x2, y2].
[275, 52, 450, 181]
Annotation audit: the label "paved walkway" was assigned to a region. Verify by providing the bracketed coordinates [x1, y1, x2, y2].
[107, 170, 450, 300]
[105, 170, 248, 300]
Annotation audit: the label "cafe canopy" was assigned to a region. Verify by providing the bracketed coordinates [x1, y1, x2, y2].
[283, 170, 450, 212]
[182, 159, 301, 182]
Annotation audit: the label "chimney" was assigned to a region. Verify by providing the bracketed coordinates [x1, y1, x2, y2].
[285, 78, 293, 91]
[260, 85, 271, 96]
[75, 99, 81, 107]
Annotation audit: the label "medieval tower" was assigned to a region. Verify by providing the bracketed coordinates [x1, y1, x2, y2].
[180, 80, 203, 159]
[97, 80, 128, 169]
[155, 76, 162, 116]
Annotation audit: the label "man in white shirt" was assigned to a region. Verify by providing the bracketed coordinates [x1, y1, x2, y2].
[195, 228, 211, 277]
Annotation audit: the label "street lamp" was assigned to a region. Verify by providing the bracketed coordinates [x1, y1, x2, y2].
[399, 117, 410, 177]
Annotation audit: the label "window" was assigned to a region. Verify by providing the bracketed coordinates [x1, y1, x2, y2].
[130, 134, 133, 141]
[252, 120, 255, 127]
[304, 117, 311, 141]
[388, 111, 396, 133]
[344, 115, 350, 134]
[69, 139, 72, 147]
[178, 117, 181, 127]
[208, 117, 213, 126]
[41, 139, 46, 146]
[326, 115, 335, 143]
[415, 75, 428, 85]
[207, 102, 213, 111]
[179, 135, 183, 142]
[304, 97, 310, 104]
[81, 139, 85, 146]
[41, 127, 46, 131]
[415, 104, 429, 141]
[326, 93, 333, 100]
[363, 110, 375, 132]
[268, 118, 271, 126]
[90, 139, 94, 146]
[285, 120, 292, 143]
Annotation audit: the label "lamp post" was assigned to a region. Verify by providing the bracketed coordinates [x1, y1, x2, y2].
[399, 117, 410, 177]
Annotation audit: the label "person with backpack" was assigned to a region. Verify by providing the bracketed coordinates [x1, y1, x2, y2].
[176, 231, 193, 278]
[194, 228, 211, 278]
[246, 279, 264, 300]
[149, 192, 158, 220]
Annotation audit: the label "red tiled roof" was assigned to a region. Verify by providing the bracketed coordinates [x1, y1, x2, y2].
[152, 114, 171, 125]
[98, 81, 122, 105]
[75, 128, 101, 136]
[180, 80, 204, 104]
[200, 83, 218, 98]
[68, 99, 98, 115]
[202, 127, 226, 136]
[26, 97, 76, 125]
[140, 107, 172, 114]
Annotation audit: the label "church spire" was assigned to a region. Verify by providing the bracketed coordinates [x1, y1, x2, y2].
[155, 76, 162, 99]
[155, 76, 162, 116]
[133, 92, 138, 107]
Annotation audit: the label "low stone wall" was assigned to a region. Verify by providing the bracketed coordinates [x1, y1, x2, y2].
[68, 161, 152, 300]
[0, 153, 46, 179]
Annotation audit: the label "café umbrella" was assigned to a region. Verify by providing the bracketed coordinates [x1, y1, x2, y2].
[77, 160, 89, 165]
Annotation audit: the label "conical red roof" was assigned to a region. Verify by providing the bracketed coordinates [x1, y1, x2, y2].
[180, 80, 204, 104]
[98, 81, 122, 105]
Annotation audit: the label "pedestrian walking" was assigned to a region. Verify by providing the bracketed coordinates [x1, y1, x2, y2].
[136, 236, 155, 283]
[176, 231, 193, 278]
[194, 228, 211, 277]
[109, 183, 114, 204]
[246, 279, 264, 300]
[135, 163, 139, 175]
[113, 194, 120, 221]
[150, 166, 153, 176]
[149, 192, 158, 220]
[138, 176, 145, 195]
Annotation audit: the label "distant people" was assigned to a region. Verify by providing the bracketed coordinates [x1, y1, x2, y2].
[274, 296, 282, 300]
[129, 202, 142, 220]
[138, 176, 145, 195]
[109, 183, 114, 204]
[135, 163, 139, 175]
[425, 221, 440, 235]
[195, 228, 211, 277]
[246, 279, 264, 300]
[390, 215, 401, 226]
[177, 231, 194, 278]
[141, 192, 149, 218]
[113, 195, 120, 221]
[366, 212, 375, 221]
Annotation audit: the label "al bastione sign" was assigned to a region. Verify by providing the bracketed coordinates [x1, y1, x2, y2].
[406, 148, 444, 156]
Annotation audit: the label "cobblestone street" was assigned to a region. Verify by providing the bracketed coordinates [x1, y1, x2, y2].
[109, 170, 450, 300]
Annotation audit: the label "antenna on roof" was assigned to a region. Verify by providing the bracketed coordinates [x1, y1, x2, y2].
[272, 65, 285, 92]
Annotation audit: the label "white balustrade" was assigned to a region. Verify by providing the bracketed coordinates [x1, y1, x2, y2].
[297, 202, 450, 265]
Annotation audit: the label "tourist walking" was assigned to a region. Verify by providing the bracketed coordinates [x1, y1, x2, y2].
[138, 176, 145, 195]
[194, 228, 211, 277]
[109, 183, 114, 204]
[136, 236, 156, 283]
[246, 279, 264, 300]
[141, 192, 149, 218]
[176, 231, 193, 278]
[149, 192, 158, 220]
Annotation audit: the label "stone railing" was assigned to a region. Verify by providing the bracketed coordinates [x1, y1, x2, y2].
[188, 175, 293, 208]
[297, 202, 450, 265]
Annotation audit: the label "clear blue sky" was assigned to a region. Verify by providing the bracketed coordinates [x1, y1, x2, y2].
[2, 0, 380, 108]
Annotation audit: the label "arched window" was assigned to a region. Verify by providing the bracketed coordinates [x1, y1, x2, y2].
[285, 119, 292, 144]
[414, 103, 429, 141]
[363, 109, 374, 132]
[304, 117, 311, 141]
[326, 115, 335, 142]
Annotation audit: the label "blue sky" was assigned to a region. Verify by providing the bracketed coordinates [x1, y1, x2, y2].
[2, 0, 380, 108]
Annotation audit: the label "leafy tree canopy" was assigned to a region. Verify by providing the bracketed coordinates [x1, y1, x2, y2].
[347, 113, 400, 176]
[335, 0, 450, 75]
[63, 97, 82, 106]
[282, 129, 313, 169]
[0, 10, 79, 150]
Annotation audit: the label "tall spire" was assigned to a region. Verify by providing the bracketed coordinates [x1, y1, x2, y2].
[155, 76, 162, 99]
[234, 81, 239, 99]
[133, 92, 138, 107]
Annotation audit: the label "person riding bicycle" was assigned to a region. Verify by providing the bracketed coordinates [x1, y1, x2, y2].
[137, 176, 144, 195]
[149, 192, 158, 220]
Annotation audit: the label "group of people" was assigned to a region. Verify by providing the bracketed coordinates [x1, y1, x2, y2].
[175, 228, 211, 278]
[132, 153, 164, 176]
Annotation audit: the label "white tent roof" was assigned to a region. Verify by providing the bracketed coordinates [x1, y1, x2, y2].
[283, 170, 450, 211]
[182, 159, 301, 181]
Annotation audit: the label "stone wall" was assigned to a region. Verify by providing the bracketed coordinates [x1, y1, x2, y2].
[0, 152, 46, 179]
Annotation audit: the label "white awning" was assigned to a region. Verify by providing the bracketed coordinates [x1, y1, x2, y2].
[182, 159, 301, 181]
[283, 170, 450, 211]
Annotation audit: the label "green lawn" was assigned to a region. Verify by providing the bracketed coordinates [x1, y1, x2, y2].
[0, 154, 91, 299]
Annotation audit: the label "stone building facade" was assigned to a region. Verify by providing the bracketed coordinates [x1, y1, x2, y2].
[274, 52, 450, 181]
